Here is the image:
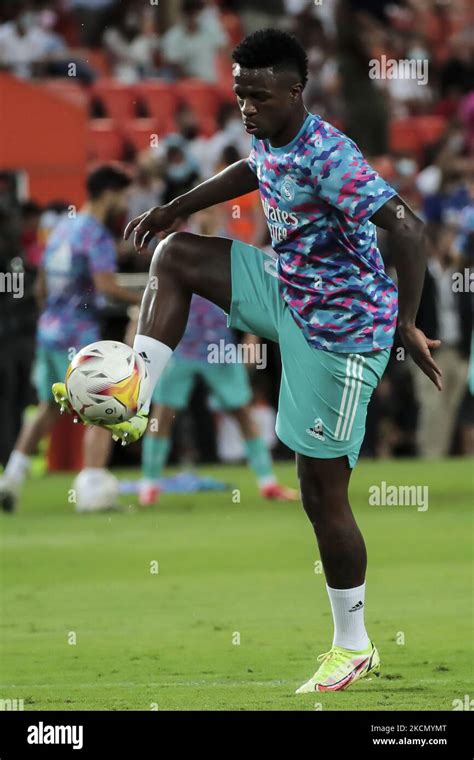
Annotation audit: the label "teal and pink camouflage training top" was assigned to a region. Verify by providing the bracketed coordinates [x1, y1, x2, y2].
[247, 112, 399, 353]
[37, 213, 117, 351]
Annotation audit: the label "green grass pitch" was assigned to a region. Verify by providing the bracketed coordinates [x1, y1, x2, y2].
[0, 458, 472, 711]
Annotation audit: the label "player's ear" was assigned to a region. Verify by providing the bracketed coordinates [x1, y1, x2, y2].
[290, 83, 304, 102]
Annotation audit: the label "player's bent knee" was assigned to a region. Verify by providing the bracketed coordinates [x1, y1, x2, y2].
[151, 231, 198, 276]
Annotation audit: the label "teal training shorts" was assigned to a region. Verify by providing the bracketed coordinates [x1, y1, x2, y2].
[34, 346, 71, 403]
[228, 241, 391, 467]
[152, 356, 252, 411]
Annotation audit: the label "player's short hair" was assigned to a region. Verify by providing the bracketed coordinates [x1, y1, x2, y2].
[232, 29, 308, 89]
[86, 165, 131, 200]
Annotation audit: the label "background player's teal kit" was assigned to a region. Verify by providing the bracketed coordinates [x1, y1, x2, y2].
[227, 112, 398, 466]
[152, 294, 252, 410]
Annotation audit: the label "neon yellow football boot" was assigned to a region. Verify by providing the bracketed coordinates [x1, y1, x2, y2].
[295, 640, 380, 693]
[51, 382, 149, 446]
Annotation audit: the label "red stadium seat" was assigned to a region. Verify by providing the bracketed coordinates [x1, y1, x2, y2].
[88, 120, 125, 161]
[413, 115, 447, 146]
[133, 80, 178, 132]
[389, 119, 422, 155]
[91, 79, 137, 121]
[122, 119, 161, 153]
[41, 79, 90, 111]
[82, 49, 112, 78]
[176, 79, 221, 121]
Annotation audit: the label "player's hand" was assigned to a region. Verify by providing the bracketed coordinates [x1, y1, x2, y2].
[399, 325, 443, 391]
[124, 206, 183, 252]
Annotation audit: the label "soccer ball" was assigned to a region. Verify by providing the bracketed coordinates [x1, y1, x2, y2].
[65, 340, 149, 424]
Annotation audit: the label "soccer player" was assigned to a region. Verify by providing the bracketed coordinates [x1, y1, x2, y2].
[139, 292, 298, 505]
[55, 30, 442, 691]
[0, 165, 141, 513]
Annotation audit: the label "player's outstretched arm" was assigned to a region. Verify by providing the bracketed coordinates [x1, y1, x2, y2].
[124, 159, 259, 252]
[371, 195, 443, 391]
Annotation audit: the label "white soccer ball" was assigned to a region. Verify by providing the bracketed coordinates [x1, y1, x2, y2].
[73, 469, 119, 513]
[65, 340, 150, 425]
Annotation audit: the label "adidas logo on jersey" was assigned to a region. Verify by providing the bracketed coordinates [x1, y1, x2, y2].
[306, 418, 325, 441]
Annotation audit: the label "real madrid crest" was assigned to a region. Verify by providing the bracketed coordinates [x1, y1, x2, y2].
[281, 176, 296, 202]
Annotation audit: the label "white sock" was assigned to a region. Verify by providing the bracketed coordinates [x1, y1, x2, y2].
[4, 450, 31, 485]
[133, 334, 173, 413]
[326, 582, 370, 651]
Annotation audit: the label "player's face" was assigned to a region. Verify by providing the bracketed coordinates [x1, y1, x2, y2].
[233, 66, 301, 140]
[104, 189, 129, 225]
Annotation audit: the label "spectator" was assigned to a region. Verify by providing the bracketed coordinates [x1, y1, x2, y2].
[126, 164, 163, 223]
[414, 243, 471, 458]
[70, 0, 117, 48]
[160, 0, 228, 82]
[102, 6, 160, 84]
[438, 33, 474, 100]
[196, 103, 251, 177]
[161, 136, 200, 205]
[0, 3, 96, 83]
[0, 4, 65, 79]
[335, 1, 390, 156]
[233, 0, 285, 36]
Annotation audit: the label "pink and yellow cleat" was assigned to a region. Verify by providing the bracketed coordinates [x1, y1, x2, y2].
[260, 482, 299, 502]
[295, 641, 380, 693]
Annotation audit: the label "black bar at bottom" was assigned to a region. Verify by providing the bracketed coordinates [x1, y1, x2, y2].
[0, 710, 472, 757]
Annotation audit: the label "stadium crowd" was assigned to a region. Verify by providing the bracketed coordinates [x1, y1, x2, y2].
[0, 0, 473, 470]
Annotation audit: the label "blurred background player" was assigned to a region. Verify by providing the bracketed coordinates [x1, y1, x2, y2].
[139, 293, 298, 505]
[0, 165, 141, 513]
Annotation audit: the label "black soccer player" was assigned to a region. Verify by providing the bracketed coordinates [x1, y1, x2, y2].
[55, 30, 441, 692]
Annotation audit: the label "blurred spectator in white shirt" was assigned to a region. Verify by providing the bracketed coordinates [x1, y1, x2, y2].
[160, 0, 228, 82]
[0, 5, 95, 83]
[0, 8, 66, 79]
[232, 0, 285, 36]
[103, 6, 160, 83]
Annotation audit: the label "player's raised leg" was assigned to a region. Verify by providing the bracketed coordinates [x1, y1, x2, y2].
[82, 232, 234, 446]
[121, 232, 233, 438]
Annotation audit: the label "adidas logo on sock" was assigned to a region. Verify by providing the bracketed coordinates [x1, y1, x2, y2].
[349, 601, 364, 612]
[139, 351, 150, 363]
